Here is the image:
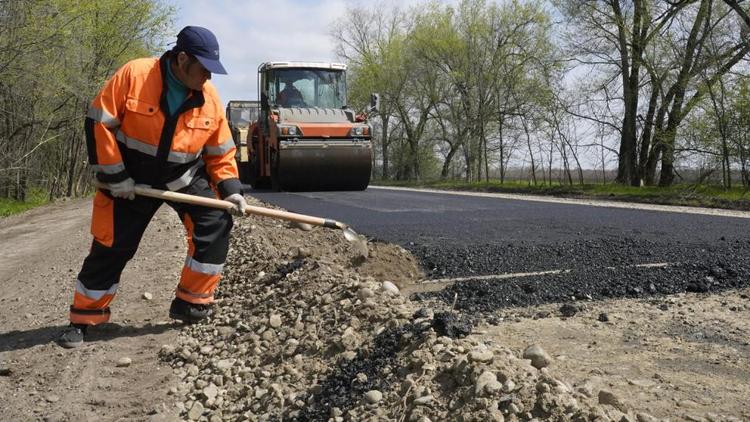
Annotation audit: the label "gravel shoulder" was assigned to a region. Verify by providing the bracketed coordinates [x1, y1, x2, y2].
[0, 198, 183, 421]
[1, 196, 749, 421]
[482, 289, 750, 421]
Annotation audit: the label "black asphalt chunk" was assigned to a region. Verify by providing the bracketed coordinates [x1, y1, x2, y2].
[277, 258, 306, 277]
[432, 311, 473, 338]
[559, 303, 578, 317]
[296, 322, 428, 421]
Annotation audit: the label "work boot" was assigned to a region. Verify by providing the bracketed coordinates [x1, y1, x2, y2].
[58, 323, 88, 348]
[169, 297, 212, 323]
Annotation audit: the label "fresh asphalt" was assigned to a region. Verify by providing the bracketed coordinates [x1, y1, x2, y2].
[247, 186, 750, 314]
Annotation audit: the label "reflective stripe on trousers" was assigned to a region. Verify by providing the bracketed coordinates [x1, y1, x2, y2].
[69, 279, 117, 325]
[174, 212, 227, 305]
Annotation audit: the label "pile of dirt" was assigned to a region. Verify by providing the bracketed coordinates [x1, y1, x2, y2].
[159, 198, 653, 421]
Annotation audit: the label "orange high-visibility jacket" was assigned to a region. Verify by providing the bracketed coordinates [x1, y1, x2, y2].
[84, 53, 241, 198]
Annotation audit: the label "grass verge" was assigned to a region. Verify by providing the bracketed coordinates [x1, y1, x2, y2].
[0, 189, 49, 218]
[374, 179, 750, 211]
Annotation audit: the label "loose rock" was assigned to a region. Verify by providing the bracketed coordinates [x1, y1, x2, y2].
[474, 371, 502, 396]
[413, 395, 434, 405]
[364, 390, 382, 404]
[382, 281, 400, 295]
[187, 401, 204, 420]
[269, 314, 282, 328]
[468, 348, 494, 363]
[202, 384, 219, 401]
[598, 389, 625, 411]
[523, 344, 552, 369]
[116, 357, 132, 368]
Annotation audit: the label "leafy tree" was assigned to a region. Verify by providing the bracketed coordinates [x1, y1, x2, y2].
[332, 6, 409, 180]
[0, 0, 174, 200]
[731, 78, 750, 187]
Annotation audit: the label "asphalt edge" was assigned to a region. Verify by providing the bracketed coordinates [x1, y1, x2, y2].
[368, 185, 750, 219]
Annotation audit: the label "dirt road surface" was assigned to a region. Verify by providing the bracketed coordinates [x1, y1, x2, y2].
[0, 198, 183, 421]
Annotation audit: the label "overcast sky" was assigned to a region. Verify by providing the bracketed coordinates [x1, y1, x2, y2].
[166, 0, 419, 102]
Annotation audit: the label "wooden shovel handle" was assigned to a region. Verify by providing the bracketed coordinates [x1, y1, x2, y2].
[132, 186, 339, 228]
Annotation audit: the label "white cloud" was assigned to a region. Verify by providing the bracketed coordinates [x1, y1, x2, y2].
[167, 0, 349, 101]
[165, 0, 457, 102]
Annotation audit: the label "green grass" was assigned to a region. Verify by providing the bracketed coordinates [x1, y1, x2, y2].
[374, 179, 750, 210]
[0, 189, 49, 218]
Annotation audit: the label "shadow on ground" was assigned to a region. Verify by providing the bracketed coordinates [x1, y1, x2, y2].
[0, 321, 179, 353]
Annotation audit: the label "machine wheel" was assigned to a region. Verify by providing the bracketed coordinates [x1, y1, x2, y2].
[270, 150, 281, 191]
[254, 177, 271, 189]
[236, 157, 250, 184]
[249, 156, 271, 189]
[248, 133, 271, 189]
[247, 155, 258, 187]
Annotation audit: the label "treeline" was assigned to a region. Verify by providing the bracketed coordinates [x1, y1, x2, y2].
[0, 0, 173, 201]
[3, 1, 749, 202]
[334, 0, 750, 188]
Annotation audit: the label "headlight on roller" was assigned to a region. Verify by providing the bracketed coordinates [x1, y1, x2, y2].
[278, 125, 301, 137]
[351, 126, 369, 136]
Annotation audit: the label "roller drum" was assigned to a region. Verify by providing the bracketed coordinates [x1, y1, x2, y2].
[275, 140, 372, 191]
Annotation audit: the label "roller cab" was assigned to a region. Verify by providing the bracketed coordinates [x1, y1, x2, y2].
[241, 62, 374, 191]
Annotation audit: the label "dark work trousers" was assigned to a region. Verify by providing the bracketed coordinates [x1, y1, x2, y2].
[69, 177, 233, 325]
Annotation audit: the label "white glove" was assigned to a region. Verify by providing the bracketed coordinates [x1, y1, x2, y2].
[108, 178, 136, 200]
[225, 193, 248, 216]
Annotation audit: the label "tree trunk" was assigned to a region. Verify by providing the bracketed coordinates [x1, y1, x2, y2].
[658, 0, 710, 187]
[523, 118, 536, 185]
[612, 0, 644, 186]
[463, 141, 472, 182]
[638, 73, 660, 184]
[441, 144, 459, 179]
[497, 115, 505, 183]
[380, 115, 390, 180]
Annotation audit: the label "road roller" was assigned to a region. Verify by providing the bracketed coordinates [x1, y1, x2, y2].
[235, 61, 377, 191]
[225, 100, 259, 183]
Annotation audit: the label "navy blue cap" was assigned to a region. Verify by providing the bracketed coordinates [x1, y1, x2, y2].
[174, 26, 227, 75]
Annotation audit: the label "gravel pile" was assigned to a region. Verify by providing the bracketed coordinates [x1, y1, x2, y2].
[159, 199, 657, 421]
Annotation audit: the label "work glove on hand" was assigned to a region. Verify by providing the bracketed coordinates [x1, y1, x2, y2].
[108, 177, 136, 200]
[225, 193, 248, 216]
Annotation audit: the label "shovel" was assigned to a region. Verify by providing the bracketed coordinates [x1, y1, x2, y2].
[96, 183, 369, 257]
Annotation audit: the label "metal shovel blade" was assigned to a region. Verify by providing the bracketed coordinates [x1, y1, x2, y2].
[343, 226, 369, 258]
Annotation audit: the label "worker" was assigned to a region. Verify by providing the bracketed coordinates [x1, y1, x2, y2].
[58, 26, 248, 348]
[278, 78, 305, 106]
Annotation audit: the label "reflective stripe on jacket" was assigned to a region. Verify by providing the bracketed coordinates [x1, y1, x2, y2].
[84, 52, 241, 198]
